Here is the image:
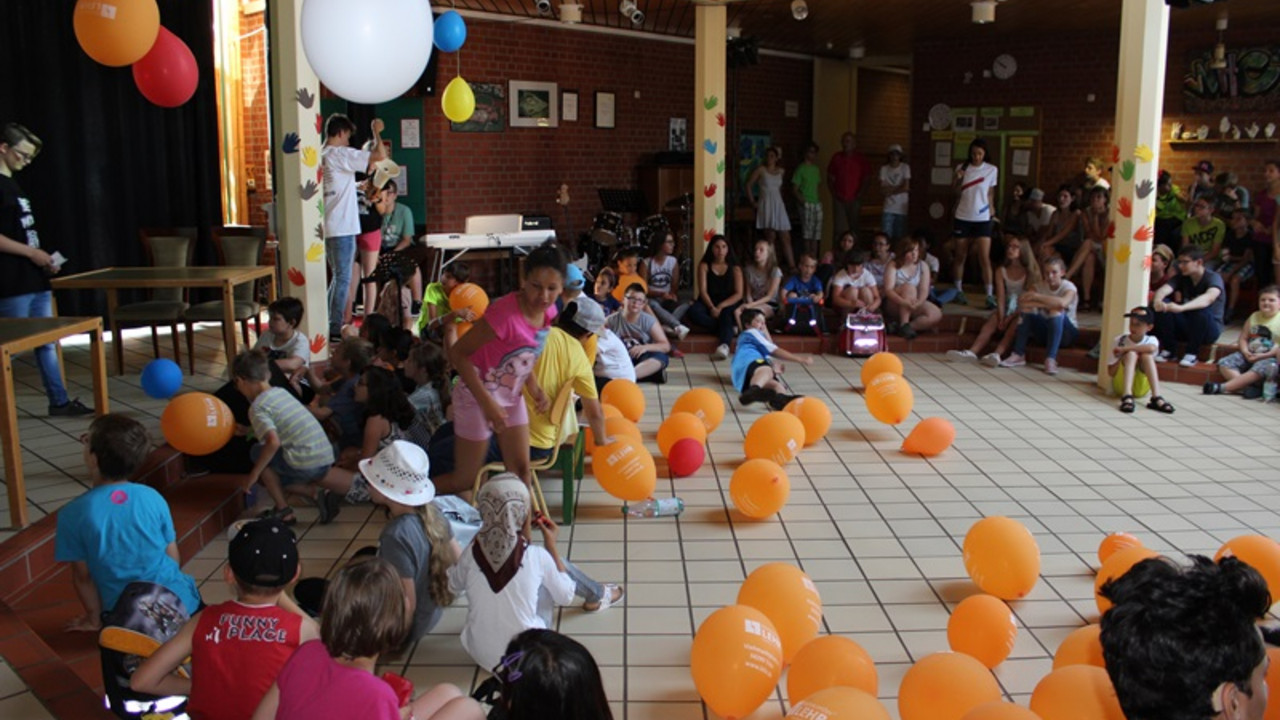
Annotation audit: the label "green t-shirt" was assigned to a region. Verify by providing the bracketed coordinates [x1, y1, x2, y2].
[1155, 185, 1186, 220]
[792, 162, 821, 204]
[380, 203, 415, 251]
[1181, 216, 1226, 254]
[416, 282, 453, 334]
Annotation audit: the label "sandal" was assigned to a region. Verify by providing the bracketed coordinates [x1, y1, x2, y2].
[1119, 394, 1135, 413]
[260, 505, 297, 526]
[1146, 395, 1175, 414]
[584, 584, 625, 613]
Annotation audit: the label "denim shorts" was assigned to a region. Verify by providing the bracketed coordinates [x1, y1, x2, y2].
[249, 443, 329, 486]
[1218, 352, 1278, 379]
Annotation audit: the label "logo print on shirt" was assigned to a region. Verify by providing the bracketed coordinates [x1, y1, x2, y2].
[110, 490, 128, 505]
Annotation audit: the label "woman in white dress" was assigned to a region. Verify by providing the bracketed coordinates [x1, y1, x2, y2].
[748, 146, 795, 270]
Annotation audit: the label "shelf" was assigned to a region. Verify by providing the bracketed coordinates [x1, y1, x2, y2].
[1169, 138, 1278, 146]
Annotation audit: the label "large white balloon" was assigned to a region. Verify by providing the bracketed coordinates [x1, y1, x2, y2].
[301, 0, 434, 104]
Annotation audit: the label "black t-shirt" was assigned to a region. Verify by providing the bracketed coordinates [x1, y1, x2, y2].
[1166, 268, 1226, 325]
[1224, 227, 1253, 259]
[0, 175, 50, 299]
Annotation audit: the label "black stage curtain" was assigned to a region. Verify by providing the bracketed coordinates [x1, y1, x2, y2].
[0, 0, 222, 314]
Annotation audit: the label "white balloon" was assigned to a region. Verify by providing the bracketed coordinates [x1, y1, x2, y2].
[302, 0, 434, 105]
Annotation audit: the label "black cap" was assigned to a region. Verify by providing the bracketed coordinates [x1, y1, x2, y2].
[1124, 307, 1156, 325]
[229, 519, 298, 588]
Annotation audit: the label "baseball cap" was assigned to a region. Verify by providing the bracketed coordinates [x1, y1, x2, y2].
[887, 144, 904, 156]
[1152, 244, 1174, 263]
[1192, 160, 1214, 174]
[567, 296, 606, 335]
[1028, 188, 1045, 201]
[565, 263, 585, 291]
[229, 519, 299, 588]
[358, 440, 435, 507]
[1124, 306, 1156, 325]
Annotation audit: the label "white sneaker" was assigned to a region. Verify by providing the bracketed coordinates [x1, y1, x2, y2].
[1044, 358, 1059, 375]
[673, 324, 690, 341]
[1155, 350, 1174, 363]
[980, 352, 1002, 367]
[999, 353, 1026, 368]
[712, 344, 729, 361]
[946, 349, 977, 362]
[1179, 353, 1199, 367]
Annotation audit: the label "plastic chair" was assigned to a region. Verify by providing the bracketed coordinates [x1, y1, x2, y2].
[112, 228, 197, 372]
[182, 226, 267, 373]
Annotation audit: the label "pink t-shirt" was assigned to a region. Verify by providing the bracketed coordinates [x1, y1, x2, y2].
[273, 640, 399, 720]
[468, 293, 555, 407]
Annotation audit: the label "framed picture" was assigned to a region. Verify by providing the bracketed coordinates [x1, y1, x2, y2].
[595, 91, 616, 129]
[953, 112, 976, 132]
[669, 118, 687, 151]
[450, 82, 505, 133]
[509, 80, 558, 128]
[562, 91, 578, 122]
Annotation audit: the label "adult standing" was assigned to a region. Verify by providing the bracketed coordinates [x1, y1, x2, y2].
[0, 123, 91, 416]
[951, 137, 999, 310]
[322, 114, 387, 340]
[748, 146, 795, 270]
[879, 144, 911, 241]
[827, 132, 870, 244]
[1257, 159, 1279, 287]
[791, 143, 823, 260]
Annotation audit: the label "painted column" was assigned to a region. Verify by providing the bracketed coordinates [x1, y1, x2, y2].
[268, 0, 330, 360]
[693, 5, 727, 279]
[1098, 0, 1169, 388]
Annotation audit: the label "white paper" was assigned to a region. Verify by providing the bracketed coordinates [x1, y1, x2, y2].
[1011, 149, 1031, 176]
[563, 93, 578, 122]
[931, 167, 955, 186]
[400, 119, 421, 149]
[397, 166, 408, 196]
[934, 142, 952, 167]
[784, 100, 799, 118]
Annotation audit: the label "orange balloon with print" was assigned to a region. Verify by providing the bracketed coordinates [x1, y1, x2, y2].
[449, 282, 490, 337]
[865, 372, 914, 425]
[611, 273, 647, 301]
[584, 416, 642, 452]
[1216, 535, 1280, 604]
[1097, 532, 1143, 564]
[1030, 665, 1125, 720]
[902, 417, 957, 456]
[1094, 546, 1160, 613]
[898, 652, 1002, 720]
[787, 636, 878, 705]
[743, 411, 806, 465]
[161, 392, 234, 456]
[963, 517, 1042, 600]
[737, 563, 823, 663]
[729, 458, 790, 519]
[1053, 624, 1105, 670]
[961, 702, 1044, 720]
[671, 387, 725, 432]
[657, 412, 707, 457]
[786, 687, 891, 720]
[591, 437, 656, 502]
[860, 351, 903, 387]
[784, 396, 832, 446]
[74, 0, 160, 67]
[947, 594, 1018, 668]
[690, 605, 783, 720]
[600, 378, 645, 422]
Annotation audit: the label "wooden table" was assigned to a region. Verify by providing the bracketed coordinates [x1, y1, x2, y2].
[51, 266, 278, 375]
[0, 317, 109, 528]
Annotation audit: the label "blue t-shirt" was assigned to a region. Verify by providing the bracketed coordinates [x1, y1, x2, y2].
[55, 483, 201, 614]
[784, 275, 824, 302]
[731, 329, 778, 390]
[327, 376, 364, 449]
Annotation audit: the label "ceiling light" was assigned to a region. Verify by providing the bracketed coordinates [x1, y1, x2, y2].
[535, 0, 552, 16]
[791, 0, 809, 21]
[971, 0, 996, 23]
[559, 3, 581, 23]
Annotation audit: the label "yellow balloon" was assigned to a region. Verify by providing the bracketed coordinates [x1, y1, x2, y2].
[442, 77, 476, 123]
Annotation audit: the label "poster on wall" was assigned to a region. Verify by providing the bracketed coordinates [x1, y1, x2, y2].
[669, 118, 687, 151]
[738, 131, 772, 205]
[1184, 45, 1280, 112]
[510, 80, 559, 128]
[450, 82, 506, 133]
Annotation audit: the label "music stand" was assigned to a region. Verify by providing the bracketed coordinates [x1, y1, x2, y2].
[597, 189, 649, 217]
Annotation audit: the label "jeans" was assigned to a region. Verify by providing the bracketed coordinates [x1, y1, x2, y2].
[687, 300, 740, 345]
[536, 559, 605, 624]
[0, 291, 68, 406]
[1154, 308, 1222, 359]
[647, 299, 688, 330]
[882, 212, 907, 241]
[326, 235, 357, 336]
[1013, 312, 1078, 360]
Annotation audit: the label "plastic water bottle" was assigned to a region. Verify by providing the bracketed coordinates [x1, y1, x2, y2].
[622, 498, 685, 518]
[1264, 379, 1277, 403]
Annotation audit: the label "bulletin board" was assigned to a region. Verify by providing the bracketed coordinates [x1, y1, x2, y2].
[926, 105, 1041, 221]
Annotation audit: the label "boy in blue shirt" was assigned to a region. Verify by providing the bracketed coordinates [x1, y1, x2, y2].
[733, 308, 814, 410]
[783, 254, 826, 332]
[56, 415, 202, 631]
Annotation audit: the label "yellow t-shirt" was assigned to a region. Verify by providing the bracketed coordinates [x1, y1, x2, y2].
[525, 327, 598, 451]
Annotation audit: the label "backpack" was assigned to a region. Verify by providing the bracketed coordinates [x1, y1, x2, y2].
[99, 582, 192, 718]
[838, 311, 886, 357]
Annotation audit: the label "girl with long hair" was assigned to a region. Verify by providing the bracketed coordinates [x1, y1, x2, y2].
[948, 236, 1041, 365]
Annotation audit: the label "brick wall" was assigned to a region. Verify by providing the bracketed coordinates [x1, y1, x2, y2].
[856, 68, 912, 207]
[240, 9, 270, 228]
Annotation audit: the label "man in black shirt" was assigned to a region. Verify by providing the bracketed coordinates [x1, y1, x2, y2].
[0, 123, 92, 416]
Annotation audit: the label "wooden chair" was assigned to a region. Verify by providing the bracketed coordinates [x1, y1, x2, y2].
[182, 226, 267, 373]
[471, 382, 586, 524]
[112, 228, 197, 373]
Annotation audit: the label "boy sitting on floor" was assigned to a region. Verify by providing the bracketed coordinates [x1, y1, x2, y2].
[1108, 306, 1173, 414]
[733, 308, 814, 410]
[1204, 284, 1280, 398]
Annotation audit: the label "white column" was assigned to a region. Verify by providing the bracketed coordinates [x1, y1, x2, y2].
[1098, 0, 1169, 388]
[693, 5, 727, 279]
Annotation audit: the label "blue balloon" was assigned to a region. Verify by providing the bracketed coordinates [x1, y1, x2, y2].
[434, 11, 466, 53]
[141, 358, 184, 399]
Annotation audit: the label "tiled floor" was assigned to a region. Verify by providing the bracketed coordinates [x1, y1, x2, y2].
[0, 658, 55, 720]
[6, 315, 1278, 719]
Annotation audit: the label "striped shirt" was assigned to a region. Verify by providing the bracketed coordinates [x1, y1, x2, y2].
[250, 387, 334, 470]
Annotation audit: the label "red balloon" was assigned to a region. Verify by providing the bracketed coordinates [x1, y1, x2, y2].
[667, 437, 705, 477]
[132, 27, 198, 107]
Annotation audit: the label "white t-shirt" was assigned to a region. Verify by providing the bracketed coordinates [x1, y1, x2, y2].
[1040, 279, 1079, 328]
[593, 329, 637, 382]
[1107, 332, 1159, 366]
[879, 163, 912, 216]
[955, 162, 999, 222]
[321, 145, 371, 238]
[447, 544, 576, 670]
[831, 268, 875, 291]
[254, 329, 311, 366]
[1026, 204, 1055, 234]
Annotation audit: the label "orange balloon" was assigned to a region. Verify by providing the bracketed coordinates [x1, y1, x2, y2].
[787, 635, 878, 705]
[671, 387, 725, 433]
[1216, 535, 1280, 604]
[690, 605, 783, 720]
[591, 437, 656, 502]
[611, 273, 647, 301]
[1264, 646, 1280, 720]
[963, 517, 1042, 600]
[744, 411, 806, 465]
[962, 702, 1044, 720]
[947, 594, 1017, 668]
[898, 652, 1002, 720]
[74, 0, 160, 67]
[160, 392, 234, 456]
[1097, 532, 1143, 564]
[1094, 546, 1160, 613]
[787, 687, 890, 720]
[865, 372, 914, 425]
[860, 351, 904, 387]
[1053, 624, 1105, 670]
[730, 458, 790, 519]
[902, 417, 956, 456]
[657, 412, 707, 457]
[784, 396, 832, 446]
[600, 378, 645, 422]
[449, 282, 490, 322]
[601, 403, 623, 420]
[1030, 665, 1125, 720]
[584, 416, 642, 452]
[737, 563, 822, 663]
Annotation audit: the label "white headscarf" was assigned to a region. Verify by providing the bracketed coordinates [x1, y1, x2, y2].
[473, 474, 530, 593]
